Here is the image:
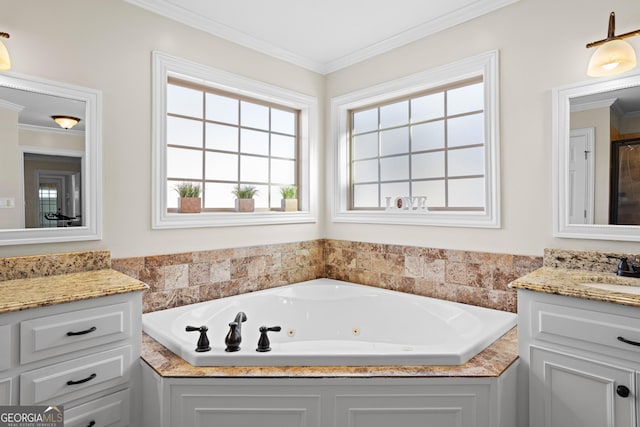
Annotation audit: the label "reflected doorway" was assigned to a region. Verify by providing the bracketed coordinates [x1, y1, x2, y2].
[23, 153, 82, 228]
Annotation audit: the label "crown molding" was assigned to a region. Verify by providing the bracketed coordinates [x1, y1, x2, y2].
[126, 0, 518, 74]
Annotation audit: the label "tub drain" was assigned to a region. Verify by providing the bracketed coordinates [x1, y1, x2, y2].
[352, 327, 361, 336]
[287, 328, 295, 337]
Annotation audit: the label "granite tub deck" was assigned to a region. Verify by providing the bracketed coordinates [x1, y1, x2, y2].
[141, 327, 518, 378]
[510, 266, 640, 308]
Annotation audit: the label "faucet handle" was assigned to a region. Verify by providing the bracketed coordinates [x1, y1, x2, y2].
[256, 326, 281, 352]
[185, 325, 211, 352]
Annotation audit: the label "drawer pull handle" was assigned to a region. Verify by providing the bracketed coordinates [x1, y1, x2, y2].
[617, 336, 640, 346]
[66, 373, 96, 386]
[66, 326, 97, 336]
[617, 385, 631, 398]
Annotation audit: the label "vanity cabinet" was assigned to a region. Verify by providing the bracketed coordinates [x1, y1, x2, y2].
[0, 291, 142, 426]
[518, 289, 640, 427]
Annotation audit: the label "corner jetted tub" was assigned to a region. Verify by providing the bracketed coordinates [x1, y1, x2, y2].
[142, 278, 516, 366]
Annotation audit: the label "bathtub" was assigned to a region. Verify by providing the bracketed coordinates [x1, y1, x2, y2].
[142, 278, 516, 366]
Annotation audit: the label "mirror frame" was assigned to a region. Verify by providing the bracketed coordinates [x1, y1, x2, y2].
[553, 72, 640, 241]
[0, 72, 102, 245]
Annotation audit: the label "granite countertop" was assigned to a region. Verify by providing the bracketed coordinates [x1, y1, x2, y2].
[0, 269, 148, 314]
[141, 327, 518, 378]
[510, 266, 640, 307]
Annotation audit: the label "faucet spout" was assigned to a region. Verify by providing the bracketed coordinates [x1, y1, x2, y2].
[234, 312, 247, 328]
[607, 255, 640, 277]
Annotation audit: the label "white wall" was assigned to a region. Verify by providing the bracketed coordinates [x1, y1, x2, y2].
[1, 0, 639, 258]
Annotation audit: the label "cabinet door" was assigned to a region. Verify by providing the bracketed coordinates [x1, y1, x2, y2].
[334, 392, 484, 427]
[0, 378, 11, 405]
[530, 346, 635, 427]
[171, 389, 321, 427]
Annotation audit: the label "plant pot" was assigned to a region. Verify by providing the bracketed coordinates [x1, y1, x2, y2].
[281, 199, 298, 212]
[235, 198, 255, 212]
[178, 197, 201, 213]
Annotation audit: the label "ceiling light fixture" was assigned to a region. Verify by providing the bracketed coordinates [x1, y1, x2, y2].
[51, 115, 81, 130]
[0, 32, 10, 71]
[586, 12, 640, 77]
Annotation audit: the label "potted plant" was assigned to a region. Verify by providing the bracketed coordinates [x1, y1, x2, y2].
[232, 185, 258, 212]
[174, 182, 201, 213]
[280, 185, 298, 211]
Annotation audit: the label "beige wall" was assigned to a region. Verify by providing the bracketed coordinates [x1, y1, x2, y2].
[19, 128, 85, 152]
[0, 0, 324, 258]
[0, 106, 20, 229]
[324, 0, 640, 256]
[1, 0, 639, 258]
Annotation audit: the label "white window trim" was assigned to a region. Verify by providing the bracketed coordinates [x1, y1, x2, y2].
[330, 50, 500, 228]
[152, 51, 318, 229]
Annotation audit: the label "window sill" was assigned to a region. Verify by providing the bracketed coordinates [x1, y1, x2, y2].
[152, 210, 317, 229]
[331, 210, 499, 228]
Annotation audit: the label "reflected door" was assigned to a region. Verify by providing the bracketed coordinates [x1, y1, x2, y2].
[569, 128, 595, 224]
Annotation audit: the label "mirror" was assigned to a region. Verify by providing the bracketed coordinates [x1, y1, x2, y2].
[553, 72, 640, 241]
[0, 72, 101, 245]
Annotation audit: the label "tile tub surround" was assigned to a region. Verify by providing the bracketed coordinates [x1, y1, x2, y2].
[112, 239, 542, 313]
[324, 240, 542, 313]
[112, 240, 325, 313]
[0, 250, 111, 281]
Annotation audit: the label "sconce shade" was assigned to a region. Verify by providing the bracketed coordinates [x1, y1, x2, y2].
[51, 115, 81, 130]
[587, 39, 637, 76]
[0, 33, 10, 71]
[586, 12, 640, 77]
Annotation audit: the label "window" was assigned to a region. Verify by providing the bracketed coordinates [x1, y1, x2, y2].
[350, 77, 485, 210]
[152, 52, 318, 228]
[166, 79, 299, 211]
[331, 51, 500, 227]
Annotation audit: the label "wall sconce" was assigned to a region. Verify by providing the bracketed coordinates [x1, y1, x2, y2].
[586, 12, 640, 77]
[51, 115, 81, 130]
[0, 32, 10, 71]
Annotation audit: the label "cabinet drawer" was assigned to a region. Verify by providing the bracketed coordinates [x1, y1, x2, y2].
[20, 346, 131, 405]
[65, 389, 130, 427]
[532, 301, 640, 362]
[20, 302, 131, 364]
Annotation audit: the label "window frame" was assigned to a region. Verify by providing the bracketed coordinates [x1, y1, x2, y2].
[152, 51, 318, 229]
[330, 50, 500, 228]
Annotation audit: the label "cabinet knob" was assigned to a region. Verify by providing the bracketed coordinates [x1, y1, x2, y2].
[616, 385, 630, 398]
